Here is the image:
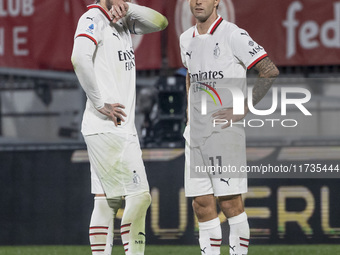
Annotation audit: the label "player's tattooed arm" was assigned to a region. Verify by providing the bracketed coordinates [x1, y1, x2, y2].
[252, 57, 279, 106]
[212, 57, 278, 129]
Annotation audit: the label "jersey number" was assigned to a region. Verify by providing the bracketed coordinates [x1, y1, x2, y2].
[209, 156, 222, 175]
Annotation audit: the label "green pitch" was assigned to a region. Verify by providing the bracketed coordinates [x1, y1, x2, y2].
[1, 245, 340, 255]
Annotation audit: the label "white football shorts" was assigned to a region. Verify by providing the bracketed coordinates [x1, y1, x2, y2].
[84, 132, 149, 198]
[185, 131, 247, 197]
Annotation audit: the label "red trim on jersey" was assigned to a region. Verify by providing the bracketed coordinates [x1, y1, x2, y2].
[87, 4, 112, 21]
[211, 244, 221, 247]
[210, 17, 223, 34]
[240, 243, 249, 248]
[92, 249, 105, 252]
[76, 34, 98, 45]
[192, 17, 223, 37]
[247, 53, 268, 70]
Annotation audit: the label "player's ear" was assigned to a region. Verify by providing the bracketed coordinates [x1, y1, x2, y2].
[214, 0, 220, 9]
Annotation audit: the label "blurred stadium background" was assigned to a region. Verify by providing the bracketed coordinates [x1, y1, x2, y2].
[1, 0, 340, 253]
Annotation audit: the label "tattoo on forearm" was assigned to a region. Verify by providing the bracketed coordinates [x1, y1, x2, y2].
[254, 57, 278, 78]
[252, 57, 279, 106]
[252, 77, 276, 106]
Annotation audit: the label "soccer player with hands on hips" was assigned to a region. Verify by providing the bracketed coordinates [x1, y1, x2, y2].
[180, 0, 279, 254]
[71, 0, 168, 254]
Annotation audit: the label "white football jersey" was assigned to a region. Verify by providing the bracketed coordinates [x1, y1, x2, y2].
[74, 4, 137, 135]
[180, 16, 268, 145]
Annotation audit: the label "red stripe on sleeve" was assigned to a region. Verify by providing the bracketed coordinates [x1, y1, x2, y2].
[76, 34, 98, 45]
[247, 54, 268, 70]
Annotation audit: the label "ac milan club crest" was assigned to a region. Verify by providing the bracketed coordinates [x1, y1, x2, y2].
[214, 43, 220, 58]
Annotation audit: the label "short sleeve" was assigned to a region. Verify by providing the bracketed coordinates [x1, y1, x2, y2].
[74, 15, 101, 46]
[231, 29, 268, 69]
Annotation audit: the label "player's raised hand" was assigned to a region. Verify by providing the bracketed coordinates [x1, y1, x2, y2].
[110, 0, 130, 23]
[98, 103, 127, 126]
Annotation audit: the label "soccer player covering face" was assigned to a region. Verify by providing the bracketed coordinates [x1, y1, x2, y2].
[180, 0, 279, 254]
[71, 0, 168, 254]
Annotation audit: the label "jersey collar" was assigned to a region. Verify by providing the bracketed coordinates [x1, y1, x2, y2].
[87, 4, 112, 21]
[193, 15, 223, 37]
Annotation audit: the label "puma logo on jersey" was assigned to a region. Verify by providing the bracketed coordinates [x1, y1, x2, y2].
[86, 17, 94, 21]
[229, 245, 236, 251]
[138, 232, 146, 237]
[201, 247, 207, 253]
[186, 51, 192, 59]
[112, 32, 120, 40]
[220, 178, 230, 185]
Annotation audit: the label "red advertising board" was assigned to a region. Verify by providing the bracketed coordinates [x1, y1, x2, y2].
[0, 0, 340, 71]
[0, 0, 86, 70]
[0, 0, 163, 70]
[169, 0, 340, 67]
[234, 0, 340, 66]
